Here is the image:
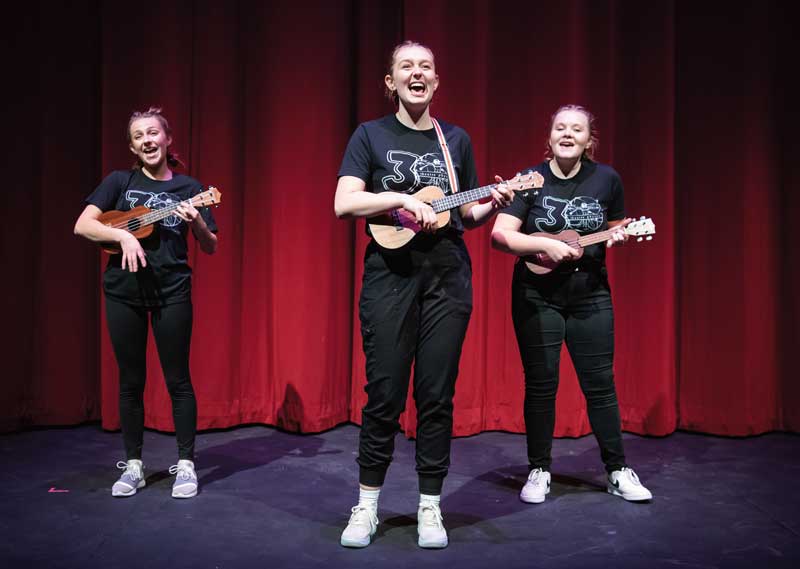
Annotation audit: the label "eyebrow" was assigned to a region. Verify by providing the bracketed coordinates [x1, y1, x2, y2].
[398, 58, 433, 65]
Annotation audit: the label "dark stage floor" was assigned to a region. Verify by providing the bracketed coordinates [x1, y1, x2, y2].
[1, 424, 798, 568]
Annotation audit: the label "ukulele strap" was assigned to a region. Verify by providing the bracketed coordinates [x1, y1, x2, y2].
[431, 118, 459, 194]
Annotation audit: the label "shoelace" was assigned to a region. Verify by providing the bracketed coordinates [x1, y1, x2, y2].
[168, 464, 195, 481]
[116, 461, 142, 479]
[348, 505, 377, 528]
[528, 468, 545, 484]
[419, 504, 444, 530]
[622, 467, 641, 485]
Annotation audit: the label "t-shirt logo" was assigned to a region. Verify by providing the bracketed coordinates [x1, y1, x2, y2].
[381, 151, 449, 194]
[535, 196, 604, 233]
[126, 190, 183, 229]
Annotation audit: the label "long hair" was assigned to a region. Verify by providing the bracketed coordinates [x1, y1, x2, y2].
[544, 104, 599, 162]
[126, 107, 185, 169]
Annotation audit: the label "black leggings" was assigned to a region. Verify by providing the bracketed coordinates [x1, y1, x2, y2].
[357, 237, 473, 495]
[105, 298, 196, 461]
[511, 268, 626, 474]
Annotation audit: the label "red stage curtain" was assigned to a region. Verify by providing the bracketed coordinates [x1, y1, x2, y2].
[3, 0, 797, 438]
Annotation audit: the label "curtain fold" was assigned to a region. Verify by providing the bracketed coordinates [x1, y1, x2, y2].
[4, 0, 795, 438]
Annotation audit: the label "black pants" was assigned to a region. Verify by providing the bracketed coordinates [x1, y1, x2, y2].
[105, 298, 197, 461]
[357, 237, 473, 495]
[511, 267, 626, 474]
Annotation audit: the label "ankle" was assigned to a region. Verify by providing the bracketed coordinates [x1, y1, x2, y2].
[358, 486, 380, 510]
[419, 493, 440, 508]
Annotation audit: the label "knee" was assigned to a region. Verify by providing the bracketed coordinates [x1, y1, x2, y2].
[165, 376, 195, 399]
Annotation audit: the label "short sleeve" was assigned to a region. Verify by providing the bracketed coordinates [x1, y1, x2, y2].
[606, 170, 625, 221]
[501, 164, 539, 222]
[457, 133, 479, 193]
[338, 124, 373, 183]
[85, 170, 130, 212]
[192, 182, 219, 233]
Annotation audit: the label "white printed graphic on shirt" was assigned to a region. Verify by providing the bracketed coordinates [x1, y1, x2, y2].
[126, 190, 183, 230]
[381, 151, 449, 193]
[534, 196, 604, 233]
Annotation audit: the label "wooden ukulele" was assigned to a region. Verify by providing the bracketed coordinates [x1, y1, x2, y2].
[97, 186, 221, 253]
[525, 216, 655, 275]
[368, 172, 544, 249]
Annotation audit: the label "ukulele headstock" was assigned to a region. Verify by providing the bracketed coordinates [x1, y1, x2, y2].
[504, 171, 545, 192]
[624, 216, 655, 241]
[194, 186, 222, 208]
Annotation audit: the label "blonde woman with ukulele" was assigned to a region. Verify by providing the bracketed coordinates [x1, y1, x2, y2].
[491, 104, 652, 506]
[334, 41, 513, 549]
[74, 107, 218, 499]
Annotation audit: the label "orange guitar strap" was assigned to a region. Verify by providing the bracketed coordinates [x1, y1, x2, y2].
[431, 118, 459, 194]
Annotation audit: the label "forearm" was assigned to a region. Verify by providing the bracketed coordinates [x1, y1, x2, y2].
[74, 217, 131, 244]
[461, 201, 496, 229]
[334, 190, 408, 219]
[190, 217, 218, 254]
[491, 229, 555, 256]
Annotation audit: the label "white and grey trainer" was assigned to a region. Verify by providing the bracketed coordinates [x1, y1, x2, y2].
[169, 459, 198, 498]
[607, 467, 652, 501]
[111, 459, 145, 497]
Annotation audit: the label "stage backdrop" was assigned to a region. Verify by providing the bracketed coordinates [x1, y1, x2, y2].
[4, 0, 798, 438]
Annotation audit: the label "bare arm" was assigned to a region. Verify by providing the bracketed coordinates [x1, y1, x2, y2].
[334, 175, 438, 231]
[459, 175, 516, 230]
[491, 212, 579, 262]
[73, 204, 147, 272]
[175, 203, 218, 255]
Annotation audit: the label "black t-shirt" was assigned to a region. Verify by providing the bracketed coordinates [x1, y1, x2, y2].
[503, 159, 625, 272]
[85, 169, 218, 306]
[338, 115, 479, 235]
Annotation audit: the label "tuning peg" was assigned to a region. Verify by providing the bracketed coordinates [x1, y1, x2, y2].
[637, 237, 643, 242]
[646, 236, 653, 240]
[639, 216, 645, 220]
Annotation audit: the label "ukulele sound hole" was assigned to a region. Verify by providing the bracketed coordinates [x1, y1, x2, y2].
[127, 219, 142, 232]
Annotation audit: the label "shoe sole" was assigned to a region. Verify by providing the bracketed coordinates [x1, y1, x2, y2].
[520, 486, 550, 504]
[418, 538, 448, 549]
[172, 488, 198, 499]
[112, 479, 145, 497]
[607, 487, 652, 502]
[340, 537, 371, 548]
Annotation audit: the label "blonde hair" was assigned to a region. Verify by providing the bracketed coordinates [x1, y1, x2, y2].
[127, 107, 184, 169]
[544, 104, 599, 162]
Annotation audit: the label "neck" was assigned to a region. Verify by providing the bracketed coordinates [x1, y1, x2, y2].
[396, 104, 433, 130]
[550, 157, 581, 179]
[141, 163, 173, 181]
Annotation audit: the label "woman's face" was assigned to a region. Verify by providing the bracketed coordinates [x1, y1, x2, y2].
[129, 117, 172, 169]
[549, 109, 592, 162]
[385, 45, 439, 110]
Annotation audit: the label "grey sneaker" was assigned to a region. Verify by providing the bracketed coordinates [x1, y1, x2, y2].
[340, 505, 378, 548]
[112, 460, 145, 497]
[520, 468, 551, 503]
[417, 503, 448, 549]
[607, 467, 652, 501]
[169, 460, 198, 498]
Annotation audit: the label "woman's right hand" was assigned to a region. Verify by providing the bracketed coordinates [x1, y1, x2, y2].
[119, 233, 147, 272]
[542, 238, 580, 263]
[400, 195, 438, 232]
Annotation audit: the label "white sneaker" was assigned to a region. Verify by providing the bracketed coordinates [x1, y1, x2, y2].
[607, 467, 652, 501]
[340, 505, 378, 548]
[520, 468, 551, 503]
[169, 459, 198, 498]
[417, 503, 448, 549]
[112, 460, 145, 497]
